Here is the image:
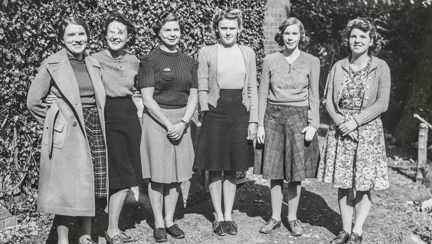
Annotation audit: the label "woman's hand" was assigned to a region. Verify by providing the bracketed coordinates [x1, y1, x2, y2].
[346, 131, 358, 142]
[256, 125, 265, 144]
[338, 119, 357, 136]
[302, 126, 317, 142]
[167, 122, 186, 141]
[44, 94, 57, 105]
[247, 122, 257, 140]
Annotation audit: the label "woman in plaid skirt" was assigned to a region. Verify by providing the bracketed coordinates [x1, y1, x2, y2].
[317, 18, 390, 244]
[255, 17, 320, 236]
[27, 17, 108, 244]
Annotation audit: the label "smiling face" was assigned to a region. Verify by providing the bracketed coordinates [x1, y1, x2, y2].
[63, 24, 87, 55]
[106, 20, 129, 51]
[349, 28, 373, 56]
[218, 18, 240, 47]
[159, 20, 180, 49]
[282, 24, 301, 51]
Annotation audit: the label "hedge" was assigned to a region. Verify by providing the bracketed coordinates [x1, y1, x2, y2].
[0, 0, 266, 215]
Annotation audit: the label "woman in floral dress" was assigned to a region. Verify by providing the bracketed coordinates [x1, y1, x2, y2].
[318, 18, 391, 244]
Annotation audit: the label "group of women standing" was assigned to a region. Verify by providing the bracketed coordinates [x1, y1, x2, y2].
[26, 8, 391, 244]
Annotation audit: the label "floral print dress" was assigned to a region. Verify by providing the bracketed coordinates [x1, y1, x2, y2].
[317, 60, 389, 191]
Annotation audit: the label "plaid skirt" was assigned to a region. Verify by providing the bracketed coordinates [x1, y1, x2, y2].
[254, 104, 319, 182]
[83, 106, 108, 198]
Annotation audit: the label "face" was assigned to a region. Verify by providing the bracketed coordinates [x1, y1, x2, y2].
[106, 20, 129, 51]
[218, 18, 240, 47]
[349, 28, 373, 56]
[159, 20, 181, 48]
[63, 24, 87, 55]
[282, 24, 301, 51]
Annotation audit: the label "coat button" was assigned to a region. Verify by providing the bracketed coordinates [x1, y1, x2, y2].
[72, 121, 78, 127]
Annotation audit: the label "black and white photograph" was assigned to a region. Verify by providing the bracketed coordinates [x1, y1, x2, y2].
[1, 0, 432, 243]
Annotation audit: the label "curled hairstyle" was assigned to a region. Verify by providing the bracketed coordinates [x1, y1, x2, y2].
[274, 17, 307, 46]
[212, 9, 243, 39]
[152, 12, 181, 38]
[341, 17, 379, 54]
[57, 16, 89, 43]
[103, 12, 136, 45]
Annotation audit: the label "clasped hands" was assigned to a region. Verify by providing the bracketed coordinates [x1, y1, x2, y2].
[338, 119, 358, 141]
[167, 121, 187, 141]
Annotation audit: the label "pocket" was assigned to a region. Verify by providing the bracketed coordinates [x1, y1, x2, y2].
[52, 112, 69, 149]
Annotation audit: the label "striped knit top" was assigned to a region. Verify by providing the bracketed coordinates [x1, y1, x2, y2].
[136, 47, 198, 108]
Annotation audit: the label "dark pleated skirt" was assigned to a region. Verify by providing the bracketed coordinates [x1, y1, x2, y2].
[194, 89, 253, 172]
[254, 104, 319, 182]
[105, 96, 142, 189]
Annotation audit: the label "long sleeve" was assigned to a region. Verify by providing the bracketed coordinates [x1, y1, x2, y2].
[27, 61, 51, 124]
[247, 49, 258, 123]
[353, 61, 391, 125]
[258, 57, 270, 126]
[325, 64, 345, 125]
[197, 47, 209, 112]
[307, 56, 320, 128]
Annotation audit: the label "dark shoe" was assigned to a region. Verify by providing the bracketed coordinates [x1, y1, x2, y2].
[259, 218, 281, 234]
[166, 224, 185, 239]
[288, 219, 304, 236]
[105, 232, 123, 244]
[347, 232, 362, 244]
[80, 236, 98, 244]
[331, 230, 350, 244]
[213, 221, 225, 236]
[153, 228, 168, 243]
[223, 220, 238, 235]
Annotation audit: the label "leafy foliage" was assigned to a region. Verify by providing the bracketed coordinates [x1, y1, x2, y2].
[0, 0, 266, 214]
[290, 0, 432, 149]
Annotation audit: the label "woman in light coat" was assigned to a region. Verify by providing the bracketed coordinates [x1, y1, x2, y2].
[27, 16, 108, 244]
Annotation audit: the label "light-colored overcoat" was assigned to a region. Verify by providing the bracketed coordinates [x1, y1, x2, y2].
[27, 48, 108, 216]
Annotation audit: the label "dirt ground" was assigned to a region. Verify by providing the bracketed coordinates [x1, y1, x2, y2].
[28, 163, 428, 244]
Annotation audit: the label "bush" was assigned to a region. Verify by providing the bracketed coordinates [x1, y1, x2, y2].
[0, 0, 266, 214]
[290, 0, 432, 151]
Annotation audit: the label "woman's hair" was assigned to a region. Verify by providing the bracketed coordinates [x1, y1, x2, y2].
[274, 17, 307, 46]
[341, 17, 378, 54]
[57, 16, 89, 43]
[212, 9, 243, 39]
[152, 12, 180, 38]
[102, 12, 136, 45]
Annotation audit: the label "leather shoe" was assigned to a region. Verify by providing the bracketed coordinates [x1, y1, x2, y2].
[153, 228, 168, 243]
[288, 219, 303, 236]
[259, 218, 281, 234]
[223, 220, 238, 235]
[331, 230, 350, 244]
[166, 224, 185, 239]
[347, 232, 362, 244]
[213, 221, 225, 236]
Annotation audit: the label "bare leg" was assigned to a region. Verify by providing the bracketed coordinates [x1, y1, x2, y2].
[338, 188, 355, 233]
[106, 188, 129, 237]
[57, 225, 69, 244]
[223, 172, 236, 221]
[148, 182, 165, 228]
[287, 182, 301, 221]
[164, 183, 180, 227]
[270, 180, 283, 221]
[209, 172, 224, 221]
[352, 191, 371, 235]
